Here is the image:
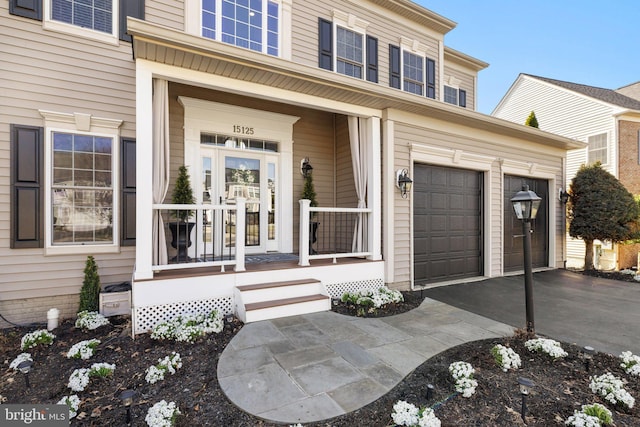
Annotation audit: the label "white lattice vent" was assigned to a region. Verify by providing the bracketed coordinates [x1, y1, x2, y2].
[325, 278, 384, 299]
[133, 297, 233, 335]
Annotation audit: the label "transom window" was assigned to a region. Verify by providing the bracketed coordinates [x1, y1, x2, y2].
[403, 51, 423, 95]
[51, 132, 114, 245]
[336, 26, 363, 78]
[202, 0, 280, 56]
[201, 133, 279, 152]
[588, 133, 608, 165]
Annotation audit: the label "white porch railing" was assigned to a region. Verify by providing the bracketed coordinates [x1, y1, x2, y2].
[298, 199, 372, 266]
[152, 198, 246, 272]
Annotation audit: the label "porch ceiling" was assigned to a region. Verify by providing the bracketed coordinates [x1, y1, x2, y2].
[127, 18, 585, 152]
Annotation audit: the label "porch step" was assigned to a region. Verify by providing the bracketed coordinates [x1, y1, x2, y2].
[234, 278, 330, 323]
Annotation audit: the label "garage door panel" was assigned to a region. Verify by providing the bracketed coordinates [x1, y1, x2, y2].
[414, 164, 483, 285]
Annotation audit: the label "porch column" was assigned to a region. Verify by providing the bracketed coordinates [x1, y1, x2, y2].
[367, 116, 382, 261]
[134, 63, 154, 280]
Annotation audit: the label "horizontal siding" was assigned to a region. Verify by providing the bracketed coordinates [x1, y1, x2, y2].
[335, 116, 356, 208]
[1, 4, 136, 301]
[443, 65, 475, 110]
[146, 0, 185, 31]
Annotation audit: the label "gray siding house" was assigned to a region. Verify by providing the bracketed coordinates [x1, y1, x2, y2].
[1, 0, 582, 332]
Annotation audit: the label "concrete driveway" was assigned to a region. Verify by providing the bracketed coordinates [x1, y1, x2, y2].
[422, 269, 640, 356]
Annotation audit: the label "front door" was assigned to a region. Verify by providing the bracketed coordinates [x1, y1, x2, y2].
[200, 147, 278, 255]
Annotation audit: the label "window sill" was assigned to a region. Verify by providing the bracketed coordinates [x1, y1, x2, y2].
[43, 19, 119, 46]
[45, 244, 120, 256]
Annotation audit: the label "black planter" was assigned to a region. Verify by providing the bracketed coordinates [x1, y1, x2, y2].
[169, 221, 195, 262]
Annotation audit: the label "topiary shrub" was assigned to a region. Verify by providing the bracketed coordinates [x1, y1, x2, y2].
[525, 111, 539, 128]
[79, 256, 101, 312]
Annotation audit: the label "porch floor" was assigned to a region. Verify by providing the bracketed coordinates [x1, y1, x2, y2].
[149, 256, 372, 282]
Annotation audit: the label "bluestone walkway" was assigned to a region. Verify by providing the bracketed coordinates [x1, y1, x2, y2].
[217, 298, 513, 424]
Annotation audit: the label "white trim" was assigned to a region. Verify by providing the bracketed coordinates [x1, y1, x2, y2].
[400, 36, 428, 57]
[382, 116, 395, 284]
[178, 98, 299, 254]
[43, 0, 119, 45]
[38, 110, 123, 255]
[332, 9, 369, 33]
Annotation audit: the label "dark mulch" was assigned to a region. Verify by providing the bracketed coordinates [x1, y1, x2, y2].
[2, 271, 638, 426]
[574, 268, 640, 283]
[330, 290, 425, 318]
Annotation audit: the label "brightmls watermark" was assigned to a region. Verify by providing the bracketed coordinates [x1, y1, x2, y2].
[1, 405, 68, 426]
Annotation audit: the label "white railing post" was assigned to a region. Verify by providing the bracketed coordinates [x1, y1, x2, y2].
[234, 198, 246, 272]
[299, 199, 311, 266]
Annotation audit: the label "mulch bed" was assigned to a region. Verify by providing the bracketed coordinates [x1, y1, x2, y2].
[1, 270, 639, 426]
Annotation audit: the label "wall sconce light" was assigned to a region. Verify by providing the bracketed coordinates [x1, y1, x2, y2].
[119, 389, 135, 425]
[17, 360, 33, 388]
[558, 188, 569, 204]
[396, 168, 413, 198]
[583, 345, 595, 372]
[301, 158, 313, 178]
[517, 377, 534, 423]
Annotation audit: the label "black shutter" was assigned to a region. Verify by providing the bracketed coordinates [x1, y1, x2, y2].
[121, 137, 136, 245]
[459, 89, 467, 108]
[389, 44, 401, 89]
[318, 18, 333, 71]
[119, 0, 145, 42]
[9, 0, 42, 20]
[426, 58, 436, 99]
[366, 35, 378, 83]
[10, 125, 44, 248]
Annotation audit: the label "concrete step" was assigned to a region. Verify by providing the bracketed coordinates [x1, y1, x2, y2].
[243, 294, 331, 323]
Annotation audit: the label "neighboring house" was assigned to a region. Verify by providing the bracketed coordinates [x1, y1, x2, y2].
[493, 74, 640, 270]
[2, 1, 582, 333]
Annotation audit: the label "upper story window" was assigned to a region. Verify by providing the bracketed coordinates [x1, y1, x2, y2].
[318, 10, 378, 83]
[201, 0, 280, 56]
[588, 133, 608, 165]
[443, 76, 467, 107]
[390, 38, 435, 99]
[44, 0, 119, 43]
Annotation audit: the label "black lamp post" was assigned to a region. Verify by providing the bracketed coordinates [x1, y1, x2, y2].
[119, 389, 135, 425]
[517, 377, 535, 424]
[17, 360, 33, 388]
[510, 185, 542, 333]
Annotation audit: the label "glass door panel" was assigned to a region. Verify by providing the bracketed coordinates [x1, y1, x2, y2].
[224, 156, 261, 250]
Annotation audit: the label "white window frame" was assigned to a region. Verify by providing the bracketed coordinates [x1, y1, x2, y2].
[400, 37, 429, 96]
[43, 0, 119, 45]
[185, 0, 292, 59]
[443, 75, 462, 105]
[332, 9, 369, 80]
[588, 132, 608, 165]
[39, 110, 123, 255]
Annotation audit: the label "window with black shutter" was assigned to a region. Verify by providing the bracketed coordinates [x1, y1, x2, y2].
[318, 18, 333, 71]
[389, 45, 401, 89]
[426, 58, 436, 99]
[10, 125, 44, 249]
[119, 0, 145, 42]
[121, 137, 136, 246]
[9, 0, 42, 21]
[459, 89, 467, 108]
[366, 35, 378, 83]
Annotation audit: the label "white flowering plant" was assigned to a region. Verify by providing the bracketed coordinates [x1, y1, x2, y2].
[67, 339, 100, 360]
[145, 352, 183, 384]
[75, 311, 110, 330]
[391, 400, 441, 427]
[20, 329, 55, 350]
[67, 363, 116, 392]
[620, 351, 640, 377]
[340, 287, 404, 316]
[145, 400, 181, 427]
[57, 394, 81, 420]
[565, 403, 613, 426]
[449, 361, 477, 398]
[150, 310, 223, 343]
[589, 372, 635, 409]
[491, 344, 522, 372]
[9, 352, 33, 370]
[525, 338, 568, 359]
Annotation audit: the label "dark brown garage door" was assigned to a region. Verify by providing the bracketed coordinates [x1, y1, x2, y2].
[503, 176, 549, 272]
[413, 164, 483, 285]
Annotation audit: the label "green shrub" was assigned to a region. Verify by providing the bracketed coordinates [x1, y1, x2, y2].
[79, 256, 100, 312]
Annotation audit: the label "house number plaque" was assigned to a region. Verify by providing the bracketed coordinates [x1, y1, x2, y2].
[233, 125, 254, 135]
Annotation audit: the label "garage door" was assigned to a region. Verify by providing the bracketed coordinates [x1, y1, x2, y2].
[503, 176, 549, 272]
[413, 164, 483, 285]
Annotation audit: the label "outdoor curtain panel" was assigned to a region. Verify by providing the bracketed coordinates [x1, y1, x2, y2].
[152, 79, 170, 265]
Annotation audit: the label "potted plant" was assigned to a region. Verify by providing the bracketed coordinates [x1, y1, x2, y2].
[301, 173, 319, 254]
[169, 166, 196, 261]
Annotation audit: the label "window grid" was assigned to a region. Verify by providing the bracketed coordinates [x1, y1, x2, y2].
[403, 51, 423, 95]
[202, 0, 279, 56]
[52, 132, 113, 245]
[588, 133, 608, 165]
[336, 26, 363, 78]
[51, 0, 113, 34]
[444, 86, 458, 105]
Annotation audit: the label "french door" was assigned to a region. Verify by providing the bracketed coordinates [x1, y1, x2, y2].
[200, 148, 278, 255]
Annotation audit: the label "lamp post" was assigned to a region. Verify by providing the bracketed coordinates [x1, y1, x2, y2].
[510, 185, 542, 333]
[119, 389, 135, 426]
[517, 377, 535, 424]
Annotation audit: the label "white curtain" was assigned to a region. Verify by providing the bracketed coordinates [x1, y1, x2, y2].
[152, 79, 170, 265]
[348, 116, 368, 252]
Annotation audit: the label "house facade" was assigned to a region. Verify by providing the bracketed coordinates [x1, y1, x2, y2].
[493, 74, 640, 270]
[2, 1, 581, 332]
